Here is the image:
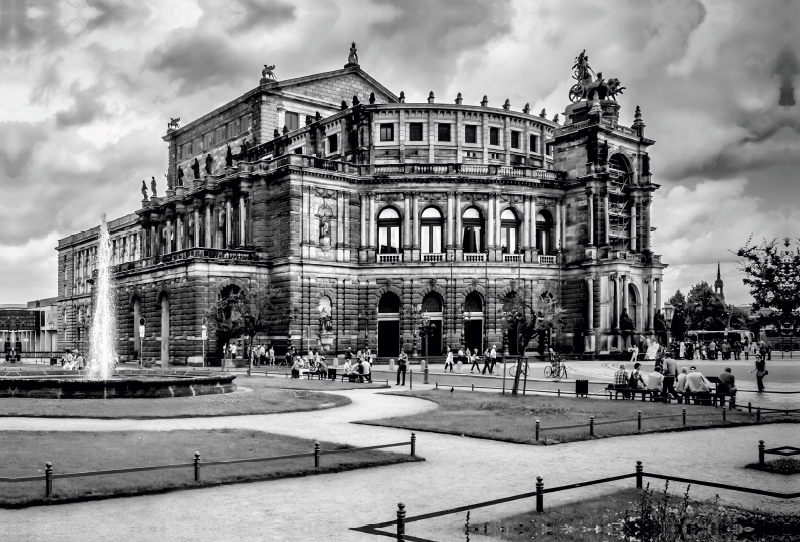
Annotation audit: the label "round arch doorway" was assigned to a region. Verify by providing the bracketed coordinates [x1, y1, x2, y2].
[377, 292, 401, 358]
[421, 293, 444, 356]
[463, 291, 484, 355]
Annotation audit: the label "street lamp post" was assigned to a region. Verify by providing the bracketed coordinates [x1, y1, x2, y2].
[411, 304, 420, 358]
[419, 309, 436, 384]
[663, 301, 673, 347]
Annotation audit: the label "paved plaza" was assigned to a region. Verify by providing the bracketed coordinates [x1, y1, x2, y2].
[1, 382, 796, 542]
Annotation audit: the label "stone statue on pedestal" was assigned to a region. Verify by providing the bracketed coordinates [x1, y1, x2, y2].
[347, 42, 359, 65]
[205, 154, 213, 174]
[150, 176, 157, 198]
[141, 180, 149, 200]
[191, 158, 200, 179]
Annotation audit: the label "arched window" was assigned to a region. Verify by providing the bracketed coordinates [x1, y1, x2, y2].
[378, 292, 401, 313]
[461, 207, 485, 254]
[609, 153, 631, 174]
[536, 210, 554, 256]
[422, 292, 442, 313]
[500, 208, 520, 254]
[420, 206, 443, 254]
[464, 291, 483, 312]
[378, 207, 401, 254]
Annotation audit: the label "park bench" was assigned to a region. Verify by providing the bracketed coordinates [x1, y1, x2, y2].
[340, 372, 372, 383]
[605, 385, 658, 402]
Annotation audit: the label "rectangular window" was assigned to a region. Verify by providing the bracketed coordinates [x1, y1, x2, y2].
[215, 126, 225, 144]
[194, 138, 202, 153]
[204, 132, 214, 149]
[379, 123, 394, 141]
[511, 131, 520, 149]
[177, 144, 183, 160]
[546, 143, 553, 155]
[233, 118, 241, 135]
[530, 134, 540, 153]
[421, 225, 442, 254]
[294, 147, 302, 154]
[490, 127, 499, 146]
[409, 123, 423, 141]
[328, 134, 338, 153]
[437, 123, 451, 142]
[464, 125, 477, 144]
[242, 114, 252, 132]
[378, 225, 401, 254]
[285, 111, 299, 132]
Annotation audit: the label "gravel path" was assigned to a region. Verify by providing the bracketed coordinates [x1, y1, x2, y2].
[1, 388, 796, 542]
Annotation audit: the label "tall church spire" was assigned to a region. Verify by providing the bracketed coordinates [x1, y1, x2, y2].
[714, 261, 725, 304]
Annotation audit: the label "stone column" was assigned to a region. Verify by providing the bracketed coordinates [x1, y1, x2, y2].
[646, 278, 654, 332]
[446, 191, 454, 249]
[530, 196, 538, 257]
[239, 195, 246, 247]
[403, 193, 411, 251]
[615, 275, 622, 330]
[225, 199, 232, 249]
[360, 194, 367, 248]
[150, 224, 157, 257]
[644, 196, 652, 252]
[555, 202, 562, 251]
[412, 193, 420, 260]
[585, 276, 595, 353]
[603, 190, 610, 245]
[630, 196, 638, 251]
[522, 196, 531, 260]
[344, 193, 351, 250]
[655, 278, 662, 312]
[586, 188, 595, 246]
[622, 275, 628, 313]
[165, 219, 172, 254]
[194, 208, 200, 249]
[561, 199, 566, 249]
[494, 193, 502, 249]
[454, 192, 462, 250]
[176, 214, 183, 251]
[204, 203, 212, 248]
[368, 192, 376, 249]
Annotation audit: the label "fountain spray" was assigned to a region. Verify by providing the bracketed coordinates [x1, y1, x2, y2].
[86, 214, 118, 380]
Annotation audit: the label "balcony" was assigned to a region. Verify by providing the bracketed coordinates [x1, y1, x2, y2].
[377, 253, 402, 263]
[503, 254, 521, 263]
[115, 248, 258, 272]
[422, 253, 445, 263]
[463, 253, 486, 263]
[538, 255, 557, 264]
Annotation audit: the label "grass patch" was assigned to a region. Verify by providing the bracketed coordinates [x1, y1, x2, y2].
[745, 457, 800, 475]
[0, 430, 422, 507]
[469, 486, 797, 540]
[0, 382, 350, 419]
[252, 374, 390, 391]
[363, 389, 755, 445]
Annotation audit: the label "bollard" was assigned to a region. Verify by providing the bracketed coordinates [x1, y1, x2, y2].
[748, 402, 752, 413]
[756, 407, 761, 422]
[314, 442, 320, 468]
[722, 406, 727, 422]
[45, 462, 53, 498]
[558, 388, 561, 397]
[397, 502, 406, 541]
[423, 362, 429, 385]
[759, 440, 765, 465]
[409, 370, 413, 390]
[535, 419, 540, 442]
[472, 383, 474, 391]
[410, 433, 416, 457]
[194, 451, 201, 482]
[535, 477, 544, 513]
[682, 407, 687, 426]
[635, 461, 643, 490]
[589, 415, 595, 436]
[637, 410, 642, 432]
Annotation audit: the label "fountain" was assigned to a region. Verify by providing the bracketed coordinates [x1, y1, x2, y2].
[0, 215, 236, 399]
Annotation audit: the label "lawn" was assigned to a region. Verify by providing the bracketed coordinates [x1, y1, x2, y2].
[0, 379, 351, 418]
[363, 389, 755, 444]
[0, 429, 422, 506]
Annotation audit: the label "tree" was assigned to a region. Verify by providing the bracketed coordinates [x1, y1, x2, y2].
[500, 286, 566, 396]
[685, 281, 728, 331]
[667, 290, 686, 314]
[737, 237, 800, 334]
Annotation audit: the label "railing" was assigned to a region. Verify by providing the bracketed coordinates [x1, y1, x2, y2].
[422, 253, 445, 263]
[458, 164, 489, 175]
[503, 254, 521, 263]
[463, 253, 486, 263]
[365, 459, 800, 540]
[116, 248, 258, 272]
[602, 119, 639, 137]
[373, 164, 404, 175]
[538, 255, 556, 264]
[0, 435, 418, 500]
[377, 253, 402, 263]
[555, 119, 592, 137]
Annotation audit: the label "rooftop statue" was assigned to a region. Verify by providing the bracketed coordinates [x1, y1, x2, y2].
[168, 117, 180, 130]
[262, 64, 276, 80]
[568, 50, 625, 102]
[348, 42, 359, 65]
[141, 180, 148, 200]
[150, 176, 157, 198]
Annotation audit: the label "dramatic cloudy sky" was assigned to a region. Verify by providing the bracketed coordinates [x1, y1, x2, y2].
[0, 0, 797, 305]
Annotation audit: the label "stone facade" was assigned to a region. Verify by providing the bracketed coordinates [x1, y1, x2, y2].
[56, 57, 666, 365]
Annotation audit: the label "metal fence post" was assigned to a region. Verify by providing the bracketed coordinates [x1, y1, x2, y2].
[535, 476, 544, 513]
[45, 462, 53, 498]
[748, 402, 751, 413]
[410, 433, 416, 457]
[756, 407, 761, 422]
[682, 407, 686, 426]
[636, 461, 643, 489]
[589, 415, 595, 436]
[396, 502, 406, 541]
[194, 451, 201, 482]
[409, 370, 413, 390]
[759, 440, 765, 465]
[722, 406, 727, 422]
[314, 442, 320, 468]
[637, 410, 642, 432]
[535, 419, 540, 442]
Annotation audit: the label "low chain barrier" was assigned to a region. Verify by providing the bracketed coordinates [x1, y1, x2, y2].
[0, 434, 417, 500]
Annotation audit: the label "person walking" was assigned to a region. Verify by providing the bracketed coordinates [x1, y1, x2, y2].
[444, 347, 454, 373]
[732, 340, 741, 361]
[661, 355, 679, 401]
[469, 348, 481, 373]
[758, 341, 767, 363]
[489, 345, 498, 373]
[708, 340, 716, 360]
[481, 347, 492, 374]
[750, 356, 767, 392]
[397, 348, 408, 385]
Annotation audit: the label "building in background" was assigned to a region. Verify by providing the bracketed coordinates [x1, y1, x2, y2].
[56, 45, 667, 364]
[1, 297, 59, 357]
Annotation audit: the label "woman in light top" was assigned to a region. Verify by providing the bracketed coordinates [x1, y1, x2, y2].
[444, 347, 454, 373]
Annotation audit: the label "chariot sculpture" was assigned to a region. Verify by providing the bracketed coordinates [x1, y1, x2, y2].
[262, 64, 276, 80]
[569, 50, 626, 102]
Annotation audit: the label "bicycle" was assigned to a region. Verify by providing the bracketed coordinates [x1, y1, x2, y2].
[508, 360, 530, 378]
[544, 356, 568, 379]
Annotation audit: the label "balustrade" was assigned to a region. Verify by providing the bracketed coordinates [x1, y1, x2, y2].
[538, 255, 556, 264]
[463, 253, 486, 263]
[422, 253, 445, 263]
[377, 253, 402, 263]
[503, 254, 521, 263]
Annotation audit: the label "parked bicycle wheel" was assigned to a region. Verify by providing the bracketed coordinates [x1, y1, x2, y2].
[558, 364, 568, 379]
[544, 365, 554, 378]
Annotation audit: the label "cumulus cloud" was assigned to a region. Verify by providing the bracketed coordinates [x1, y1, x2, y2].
[224, 0, 297, 33]
[55, 82, 108, 128]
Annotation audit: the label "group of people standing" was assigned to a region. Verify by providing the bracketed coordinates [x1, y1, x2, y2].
[441, 345, 499, 375]
[674, 338, 769, 362]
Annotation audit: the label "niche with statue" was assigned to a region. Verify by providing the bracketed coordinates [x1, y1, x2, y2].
[317, 296, 334, 349]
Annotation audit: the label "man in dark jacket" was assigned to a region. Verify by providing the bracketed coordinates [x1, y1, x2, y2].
[717, 367, 737, 408]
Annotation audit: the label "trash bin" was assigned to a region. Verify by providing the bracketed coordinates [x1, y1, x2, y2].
[327, 368, 337, 380]
[576, 380, 589, 397]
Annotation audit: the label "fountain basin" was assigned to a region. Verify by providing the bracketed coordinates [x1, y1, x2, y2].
[0, 370, 236, 399]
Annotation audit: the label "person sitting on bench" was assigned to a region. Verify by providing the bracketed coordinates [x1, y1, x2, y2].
[717, 367, 737, 408]
[291, 357, 302, 378]
[629, 363, 646, 390]
[614, 364, 630, 398]
[646, 365, 664, 398]
[685, 366, 712, 404]
[360, 357, 372, 383]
